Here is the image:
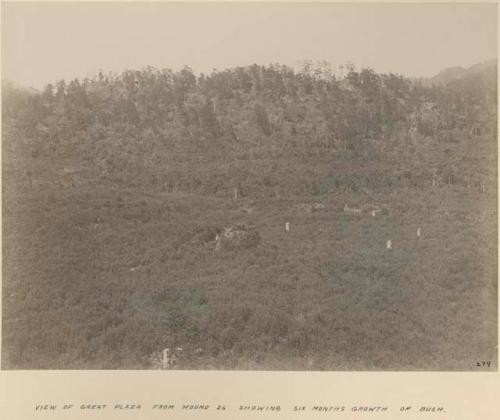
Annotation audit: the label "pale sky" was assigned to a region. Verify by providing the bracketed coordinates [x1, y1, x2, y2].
[1, 2, 497, 89]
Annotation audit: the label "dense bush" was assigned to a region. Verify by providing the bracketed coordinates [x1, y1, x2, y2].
[2, 61, 497, 370]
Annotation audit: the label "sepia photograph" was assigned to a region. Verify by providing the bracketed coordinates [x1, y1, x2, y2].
[1, 1, 497, 372]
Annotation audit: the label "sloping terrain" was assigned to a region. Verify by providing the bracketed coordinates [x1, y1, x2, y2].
[2, 62, 497, 370]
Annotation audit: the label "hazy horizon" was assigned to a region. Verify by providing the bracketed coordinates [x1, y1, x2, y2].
[2, 2, 497, 89]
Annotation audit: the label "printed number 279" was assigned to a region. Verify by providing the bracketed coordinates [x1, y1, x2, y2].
[476, 361, 491, 367]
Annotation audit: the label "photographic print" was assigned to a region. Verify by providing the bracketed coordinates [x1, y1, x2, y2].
[1, 2, 497, 371]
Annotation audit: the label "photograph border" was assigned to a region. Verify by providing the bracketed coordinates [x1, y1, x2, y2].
[0, 0, 499, 418]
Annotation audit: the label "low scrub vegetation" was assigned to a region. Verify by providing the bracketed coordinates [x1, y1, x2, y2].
[2, 61, 497, 370]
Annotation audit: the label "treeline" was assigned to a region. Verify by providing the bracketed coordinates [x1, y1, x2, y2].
[2, 61, 497, 191]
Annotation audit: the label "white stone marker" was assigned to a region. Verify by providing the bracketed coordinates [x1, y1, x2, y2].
[162, 348, 170, 370]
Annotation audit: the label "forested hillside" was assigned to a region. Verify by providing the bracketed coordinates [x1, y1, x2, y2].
[2, 61, 497, 370]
